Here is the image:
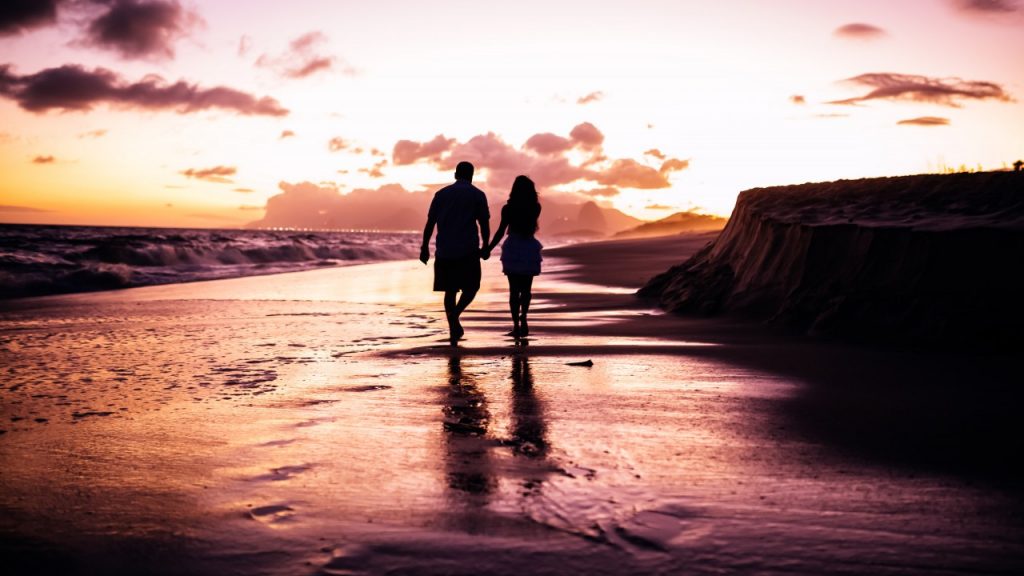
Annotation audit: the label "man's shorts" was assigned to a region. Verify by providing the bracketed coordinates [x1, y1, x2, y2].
[433, 254, 481, 292]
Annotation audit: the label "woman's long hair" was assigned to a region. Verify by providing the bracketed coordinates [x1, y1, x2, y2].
[506, 175, 540, 236]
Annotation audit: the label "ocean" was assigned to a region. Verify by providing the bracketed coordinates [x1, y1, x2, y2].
[0, 224, 421, 299]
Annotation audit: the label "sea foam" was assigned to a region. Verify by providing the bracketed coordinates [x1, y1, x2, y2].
[0, 225, 420, 298]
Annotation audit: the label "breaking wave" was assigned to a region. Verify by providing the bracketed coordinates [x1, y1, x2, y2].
[0, 225, 420, 299]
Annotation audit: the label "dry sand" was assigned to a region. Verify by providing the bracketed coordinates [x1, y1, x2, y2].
[1, 234, 1022, 575]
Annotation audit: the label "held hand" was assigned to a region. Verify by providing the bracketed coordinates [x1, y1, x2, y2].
[419, 246, 429, 265]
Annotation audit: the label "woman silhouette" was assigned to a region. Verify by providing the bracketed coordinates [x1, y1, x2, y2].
[485, 175, 542, 338]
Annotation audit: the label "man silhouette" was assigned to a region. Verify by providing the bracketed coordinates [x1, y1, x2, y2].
[420, 161, 490, 345]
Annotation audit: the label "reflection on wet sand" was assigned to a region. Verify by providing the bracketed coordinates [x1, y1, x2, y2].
[507, 354, 547, 459]
[442, 356, 495, 514]
[441, 353, 554, 530]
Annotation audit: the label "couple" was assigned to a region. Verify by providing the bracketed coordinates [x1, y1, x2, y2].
[419, 161, 542, 345]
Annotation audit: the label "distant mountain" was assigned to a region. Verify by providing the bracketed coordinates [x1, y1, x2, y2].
[249, 182, 645, 238]
[536, 200, 642, 237]
[614, 211, 726, 239]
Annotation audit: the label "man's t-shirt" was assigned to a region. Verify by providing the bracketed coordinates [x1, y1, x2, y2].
[429, 180, 489, 259]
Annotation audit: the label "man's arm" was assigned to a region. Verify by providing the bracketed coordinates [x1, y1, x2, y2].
[478, 216, 491, 260]
[420, 215, 435, 264]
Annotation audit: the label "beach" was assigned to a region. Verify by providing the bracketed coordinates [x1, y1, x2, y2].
[1, 235, 1022, 575]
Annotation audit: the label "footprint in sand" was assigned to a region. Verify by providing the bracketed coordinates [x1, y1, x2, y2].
[247, 504, 296, 524]
[258, 439, 297, 448]
[254, 464, 312, 482]
[71, 410, 114, 419]
[343, 385, 392, 393]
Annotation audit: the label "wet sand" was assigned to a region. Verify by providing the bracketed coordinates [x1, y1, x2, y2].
[1, 235, 1022, 575]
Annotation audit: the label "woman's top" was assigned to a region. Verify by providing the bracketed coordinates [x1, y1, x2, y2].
[503, 203, 541, 237]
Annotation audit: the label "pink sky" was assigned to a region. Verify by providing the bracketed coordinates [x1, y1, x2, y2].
[1, 0, 1022, 227]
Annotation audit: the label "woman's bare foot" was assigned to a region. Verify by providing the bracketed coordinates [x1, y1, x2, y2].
[449, 317, 464, 345]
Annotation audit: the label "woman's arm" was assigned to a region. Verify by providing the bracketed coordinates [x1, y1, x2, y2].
[486, 217, 508, 252]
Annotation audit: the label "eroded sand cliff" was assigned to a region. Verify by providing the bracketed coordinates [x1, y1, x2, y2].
[640, 172, 1024, 345]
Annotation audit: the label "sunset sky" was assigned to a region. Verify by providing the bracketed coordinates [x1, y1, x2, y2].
[1, 0, 1022, 228]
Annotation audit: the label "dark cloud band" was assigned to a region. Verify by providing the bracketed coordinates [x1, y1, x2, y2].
[0, 0, 61, 36]
[897, 116, 951, 126]
[831, 73, 1012, 107]
[0, 64, 288, 116]
[180, 165, 237, 183]
[955, 0, 1021, 13]
[834, 23, 887, 38]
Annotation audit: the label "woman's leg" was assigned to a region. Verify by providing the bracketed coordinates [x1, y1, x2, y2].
[507, 275, 521, 336]
[518, 275, 534, 336]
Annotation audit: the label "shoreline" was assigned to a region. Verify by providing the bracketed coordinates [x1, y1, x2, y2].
[2, 233, 1022, 575]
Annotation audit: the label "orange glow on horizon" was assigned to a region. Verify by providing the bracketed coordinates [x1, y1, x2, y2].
[1, 0, 1022, 228]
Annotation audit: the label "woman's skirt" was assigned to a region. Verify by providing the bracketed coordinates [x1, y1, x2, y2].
[500, 233, 543, 276]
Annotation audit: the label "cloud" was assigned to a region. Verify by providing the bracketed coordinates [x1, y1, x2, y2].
[834, 23, 887, 38]
[238, 204, 262, 211]
[830, 73, 1012, 107]
[577, 91, 604, 105]
[279, 129, 295, 139]
[790, 94, 806, 105]
[83, 0, 202, 60]
[327, 136, 348, 152]
[359, 159, 387, 178]
[644, 148, 667, 160]
[0, 0, 62, 36]
[580, 187, 620, 198]
[442, 132, 592, 190]
[393, 134, 456, 165]
[249, 180, 644, 235]
[645, 204, 673, 210]
[954, 0, 1021, 13]
[233, 187, 255, 193]
[0, 204, 52, 212]
[32, 155, 55, 164]
[77, 129, 108, 138]
[569, 122, 604, 149]
[0, 64, 288, 115]
[524, 132, 573, 156]
[659, 158, 690, 174]
[180, 165, 236, 183]
[256, 181, 430, 230]
[256, 31, 353, 79]
[594, 158, 672, 189]
[393, 122, 689, 192]
[897, 116, 951, 126]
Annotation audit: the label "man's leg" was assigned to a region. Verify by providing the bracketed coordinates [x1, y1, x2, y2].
[455, 289, 476, 316]
[444, 290, 458, 340]
[445, 289, 476, 344]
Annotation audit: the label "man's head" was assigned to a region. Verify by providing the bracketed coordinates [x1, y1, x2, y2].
[454, 161, 474, 182]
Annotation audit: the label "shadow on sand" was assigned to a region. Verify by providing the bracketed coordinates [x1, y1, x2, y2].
[536, 290, 1024, 490]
